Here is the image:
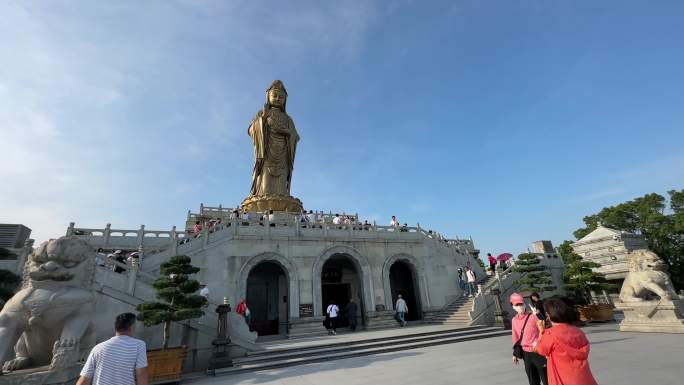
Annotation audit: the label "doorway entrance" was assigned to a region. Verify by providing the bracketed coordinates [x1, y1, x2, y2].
[389, 261, 422, 321]
[246, 261, 288, 336]
[320, 255, 364, 328]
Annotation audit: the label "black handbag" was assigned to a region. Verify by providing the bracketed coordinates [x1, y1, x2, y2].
[513, 314, 532, 359]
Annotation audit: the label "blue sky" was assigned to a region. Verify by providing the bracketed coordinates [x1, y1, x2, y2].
[1, 1, 683, 258]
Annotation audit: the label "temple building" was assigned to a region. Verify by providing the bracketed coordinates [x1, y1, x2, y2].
[571, 224, 649, 293]
[68, 205, 482, 338]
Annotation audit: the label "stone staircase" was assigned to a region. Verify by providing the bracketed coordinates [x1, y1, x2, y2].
[429, 275, 498, 326]
[429, 296, 476, 325]
[213, 325, 508, 375]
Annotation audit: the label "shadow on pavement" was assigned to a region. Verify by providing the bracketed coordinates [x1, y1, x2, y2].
[214, 351, 422, 384]
[590, 337, 634, 345]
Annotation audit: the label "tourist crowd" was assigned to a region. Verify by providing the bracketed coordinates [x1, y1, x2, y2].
[182, 210, 428, 240]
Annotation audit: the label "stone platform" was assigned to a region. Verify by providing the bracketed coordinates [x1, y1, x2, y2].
[616, 299, 684, 333]
[0, 365, 81, 385]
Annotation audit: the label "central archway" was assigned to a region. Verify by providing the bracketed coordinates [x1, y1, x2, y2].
[312, 245, 374, 318]
[320, 255, 364, 328]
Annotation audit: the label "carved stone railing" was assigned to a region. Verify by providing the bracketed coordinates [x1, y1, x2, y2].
[66, 222, 188, 252]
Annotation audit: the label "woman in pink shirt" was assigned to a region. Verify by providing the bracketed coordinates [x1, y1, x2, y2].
[510, 292, 548, 385]
[535, 297, 598, 385]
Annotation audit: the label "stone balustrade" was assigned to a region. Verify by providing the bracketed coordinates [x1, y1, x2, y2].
[68, 215, 478, 261]
[66, 222, 187, 251]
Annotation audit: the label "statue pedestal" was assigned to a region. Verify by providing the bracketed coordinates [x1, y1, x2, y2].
[0, 365, 81, 385]
[615, 299, 684, 333]
[241, 195, 303, 213]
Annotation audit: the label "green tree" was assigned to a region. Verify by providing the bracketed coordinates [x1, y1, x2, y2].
[513, 253, 554, 293]
[558, 240, 581, 265]
[563, 259, 615, 305]
[573, 189, 684, 290]
[136, 255, 206, 349]
[0, 269, 21, 310]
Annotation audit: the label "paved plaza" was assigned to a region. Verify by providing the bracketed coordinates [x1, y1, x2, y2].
[190, 323, 684, 385]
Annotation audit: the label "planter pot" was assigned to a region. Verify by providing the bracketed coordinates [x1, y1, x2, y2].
[590, 304, 614, 321]
[577, 305, 592, 322]
[147, 346, 187, 384]
[577, 304, 614, 322]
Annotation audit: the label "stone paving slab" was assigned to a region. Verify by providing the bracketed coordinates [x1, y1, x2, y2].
[190, 323, 684, 385]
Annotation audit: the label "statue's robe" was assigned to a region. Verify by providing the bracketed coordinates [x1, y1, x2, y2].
[248, 108, 299, 197]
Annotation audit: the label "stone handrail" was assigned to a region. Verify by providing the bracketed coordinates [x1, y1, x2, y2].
[469, 265, 523, 326]
[482, 264, 516, 293]
[67, 222, 188, 251]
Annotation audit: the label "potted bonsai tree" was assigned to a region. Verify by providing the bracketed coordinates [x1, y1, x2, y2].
[562, 251, 615, 322]
[136, 255, 207, 383]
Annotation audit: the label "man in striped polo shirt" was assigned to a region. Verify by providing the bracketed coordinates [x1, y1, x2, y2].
[76, 313, 148, 385]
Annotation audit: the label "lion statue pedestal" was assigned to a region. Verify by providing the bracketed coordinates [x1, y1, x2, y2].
[616, 300, 684, 333]
[616, 249, 684, 333]
[0, 236, 96, 384]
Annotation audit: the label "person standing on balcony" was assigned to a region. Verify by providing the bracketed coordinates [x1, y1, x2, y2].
[395, 294, 408, 327]
[390, 215, 399, 228]
[465, 266, 477, 297]
[332, 214, 342, 228]
[111, 250, 126, 273]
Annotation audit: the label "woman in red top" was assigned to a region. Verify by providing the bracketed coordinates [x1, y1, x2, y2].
[535, 298, 598, 385]
[487, 253, 497, 273]
[236, 299, 251, 328]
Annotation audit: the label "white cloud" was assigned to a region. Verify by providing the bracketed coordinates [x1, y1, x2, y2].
[0, 1, 378, 244]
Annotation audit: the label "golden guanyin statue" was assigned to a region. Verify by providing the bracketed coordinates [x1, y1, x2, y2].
[241, 80, 303, 213]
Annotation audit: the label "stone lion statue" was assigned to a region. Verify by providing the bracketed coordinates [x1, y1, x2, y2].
[619, 249, 679, 303]
[0, 236, 96, 374]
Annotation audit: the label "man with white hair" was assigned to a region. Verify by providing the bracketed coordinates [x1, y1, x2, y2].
[395, 294, 408, 327]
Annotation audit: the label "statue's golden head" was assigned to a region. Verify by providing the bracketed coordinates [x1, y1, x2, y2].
[24, 236, 95, 287]
[628, 249, 668, 272]
[266, 80, 288, 111]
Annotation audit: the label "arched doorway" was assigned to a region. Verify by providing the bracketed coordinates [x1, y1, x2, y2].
[389, 261, 422, 321]
[320, 254, 365, 328]
[246, 261, 289, 336]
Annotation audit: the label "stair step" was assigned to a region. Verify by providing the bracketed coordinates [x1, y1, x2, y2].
[236, 327, 501, 365]
[246, 325, 484, 358]
[215, 328, 508, 375]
